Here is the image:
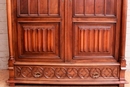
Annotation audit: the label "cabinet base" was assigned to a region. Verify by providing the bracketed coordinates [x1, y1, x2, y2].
[7, 80, 127, 86]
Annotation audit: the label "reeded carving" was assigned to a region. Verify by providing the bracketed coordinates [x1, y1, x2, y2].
[23, 26, 55, 52]
[15, 66, 119, 79]
[79, 26, 111, 53]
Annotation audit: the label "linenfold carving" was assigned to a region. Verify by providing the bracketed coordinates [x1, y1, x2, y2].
[23, 26, 55, 52]
[78, 26, 111, 53]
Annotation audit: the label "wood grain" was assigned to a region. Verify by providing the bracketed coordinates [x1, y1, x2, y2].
[7, 0, 127, 86]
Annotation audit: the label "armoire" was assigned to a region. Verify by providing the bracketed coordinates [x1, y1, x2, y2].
[6, 0, 127, 86]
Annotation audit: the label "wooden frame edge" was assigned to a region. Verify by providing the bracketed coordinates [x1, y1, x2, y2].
[6, 0, 15, 86]
[119, 0, 128, 84]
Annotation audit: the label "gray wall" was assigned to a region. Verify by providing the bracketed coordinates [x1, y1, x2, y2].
[0, 0, 8, 69]
[126, 0, 130, 70]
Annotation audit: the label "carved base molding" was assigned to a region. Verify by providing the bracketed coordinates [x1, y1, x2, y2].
[15, 65, 119, 80]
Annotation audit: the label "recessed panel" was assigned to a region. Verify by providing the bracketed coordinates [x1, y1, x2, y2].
[49, 0, 59, 14]
[30, 0, 38, 14]
[106, 0, 115, 15]
[85, 0, 94, 15]
[73, 23, 115, 59]
[20, 0, 28, 14]
[74, 0, 84, 15]
[39, 0, 48, 14]
[95, 0, 104, 15]
[17, 22, 61, 60]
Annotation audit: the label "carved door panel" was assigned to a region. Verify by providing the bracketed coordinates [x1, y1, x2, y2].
[67, 0, 121, 62]
[16, 0, 65, 62]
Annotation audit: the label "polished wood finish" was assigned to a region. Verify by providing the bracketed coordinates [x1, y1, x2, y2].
[7, 0, 127, 86]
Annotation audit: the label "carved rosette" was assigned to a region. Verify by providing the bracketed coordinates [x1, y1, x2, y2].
[32, 67, 43, 78]
[90, 68, 101, 79]
[15, 66, 119, 79]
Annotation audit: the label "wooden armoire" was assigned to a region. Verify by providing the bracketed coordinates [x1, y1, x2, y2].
[6, 0, 127, 86]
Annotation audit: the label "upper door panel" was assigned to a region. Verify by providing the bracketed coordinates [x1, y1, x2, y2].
[73, 0, 116, 17]
[66, 0, 121, 62]
[14, 0, 65, 62]
[17, 0, 63, 17]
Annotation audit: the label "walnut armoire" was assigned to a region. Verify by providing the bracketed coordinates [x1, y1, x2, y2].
[6, 0, 127, 86]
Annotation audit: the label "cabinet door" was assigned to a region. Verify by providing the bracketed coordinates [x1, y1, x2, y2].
[67, 0, 121, 63]
[15, 0, 65, 62]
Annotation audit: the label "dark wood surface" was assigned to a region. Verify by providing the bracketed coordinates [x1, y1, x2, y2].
[6, 0, 127, 87]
